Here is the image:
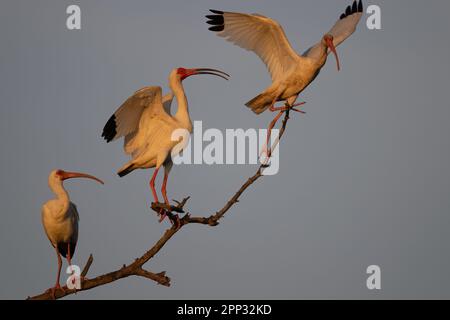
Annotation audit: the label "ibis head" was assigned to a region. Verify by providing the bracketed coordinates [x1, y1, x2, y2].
[323, 34, 340, 71]
[174, 67, 230, 81]
[51, 169, 104, 185]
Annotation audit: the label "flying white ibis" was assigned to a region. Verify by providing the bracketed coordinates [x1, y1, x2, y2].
[206, 0, 363, 154]
[41, 169, 104, 298]
[101, 67, 229, 223]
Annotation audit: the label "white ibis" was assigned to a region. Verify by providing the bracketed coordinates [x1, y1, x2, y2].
[101, 67, 229, 223]
[41, 169, 104, 298]
[206, 0, 363, 154]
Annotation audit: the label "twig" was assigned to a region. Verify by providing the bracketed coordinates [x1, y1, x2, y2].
[27, 111, 291, 300]
[81, 254, 94, 278]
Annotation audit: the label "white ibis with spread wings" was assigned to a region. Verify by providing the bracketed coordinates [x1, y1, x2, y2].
[206, 0, 363, 154]
[101, 67, 229, 223]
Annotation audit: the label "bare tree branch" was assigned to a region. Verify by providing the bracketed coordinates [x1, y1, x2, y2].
[27, 111, 292, 300]
[81, 254, 94, 278]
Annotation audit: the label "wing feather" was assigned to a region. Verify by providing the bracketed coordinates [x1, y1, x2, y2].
[128, 117, 179, 160]
[123, 96, 178, 158]
[303, 0, 363, 59]
[207, 10, 300, 82]
[101, 86, 167, 143]
[328, 0, 363, 48]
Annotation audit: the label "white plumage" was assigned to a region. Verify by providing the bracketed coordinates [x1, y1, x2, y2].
[207, 1, 363, 113]
[41, 169, 103, 297]
[102, 67, 228, 222]
[207, 1, 363, 155]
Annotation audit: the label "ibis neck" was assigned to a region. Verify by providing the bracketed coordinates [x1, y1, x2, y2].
[49, 179, 70, 204]
[316, 43, 329, 67]
[170, 79, 191, 127]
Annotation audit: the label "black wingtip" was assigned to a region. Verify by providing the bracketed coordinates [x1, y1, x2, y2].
[340, 0, 363, 20]
[208, 25, 224, 32]
[206, 14, 224, 25]
[206, 10, 225, 32]
[347, 5, 353, 16]
[209, 9, 224, 15]
[101, 114, 117, 143]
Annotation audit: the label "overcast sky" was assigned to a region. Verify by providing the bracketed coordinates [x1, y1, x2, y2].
[1, 0, 450, 299]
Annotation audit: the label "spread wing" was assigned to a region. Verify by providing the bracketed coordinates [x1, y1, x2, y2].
[304, 1, 363, 58]
[101, 86, 168, 143]
[120, 93, 178, 158]
[206, 10, 300, 82]
[122, 92, 175, 154]
[328, 0, 364, 48]
[126, 115, 180, 159]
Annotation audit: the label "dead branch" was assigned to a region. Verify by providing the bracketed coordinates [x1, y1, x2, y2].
[27, 111, 292, 300]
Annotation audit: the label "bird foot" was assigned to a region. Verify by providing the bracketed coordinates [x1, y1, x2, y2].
[167, 213, 182, 230]
[262, 101, 306, 159]
[269, 101, 306, 113]
[151, 202, 182, 229]
[70, 275, 87, 294]
[157, 209, 181, 230]
[158, 209, 167, 223]
[285, 101, 307, 114]
[46, 284, 66, 300]
[152, 202, 185, 213]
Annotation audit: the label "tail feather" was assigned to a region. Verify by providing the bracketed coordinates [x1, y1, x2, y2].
[245, 93, 273, 114]
[117, 163, 135, 177]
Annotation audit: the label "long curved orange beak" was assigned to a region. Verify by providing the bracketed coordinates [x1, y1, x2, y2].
[185, 68, 230, 81]
[60, 170, 104, 185]
[326, 38, 341, 71]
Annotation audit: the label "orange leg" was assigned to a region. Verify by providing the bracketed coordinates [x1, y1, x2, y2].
[263, 101, 306, 158]
[150, 167, 160, 203]
[150, 167, 166, 220]
[159, 170, 170, 223]
[161, 170, 170, 206]
[160, 171, 180, 228]
[266, 110, 284, 158]
[269, 101, 306, 113]
[66, 243, 76, 286]
[66, 243, 72, 267]
[47, 247, 65, 299]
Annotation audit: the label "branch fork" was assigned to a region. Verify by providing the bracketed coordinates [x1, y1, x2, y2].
[28, 111, 291, 300]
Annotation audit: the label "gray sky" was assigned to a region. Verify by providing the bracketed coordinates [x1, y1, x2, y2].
[1, 0, 450, 299]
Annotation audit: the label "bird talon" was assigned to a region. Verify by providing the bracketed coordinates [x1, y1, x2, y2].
[291, 101, 306, 107]
[157, 208, 166, 222]
[169, 214, 181, 230]
[47, 284, 66, 300]
[291, 107, 306, 114]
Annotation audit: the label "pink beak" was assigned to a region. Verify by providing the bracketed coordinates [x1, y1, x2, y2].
[326, 38, 341, 71]
[60, 170, 104, 185]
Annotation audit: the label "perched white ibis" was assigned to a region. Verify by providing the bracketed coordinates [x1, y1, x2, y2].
[41, 169, 104, 298]
[101, 67, 229, 223]
[207, 0, 363, 154]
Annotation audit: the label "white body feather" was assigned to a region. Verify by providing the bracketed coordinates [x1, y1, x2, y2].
[208, 1, 363, 113]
